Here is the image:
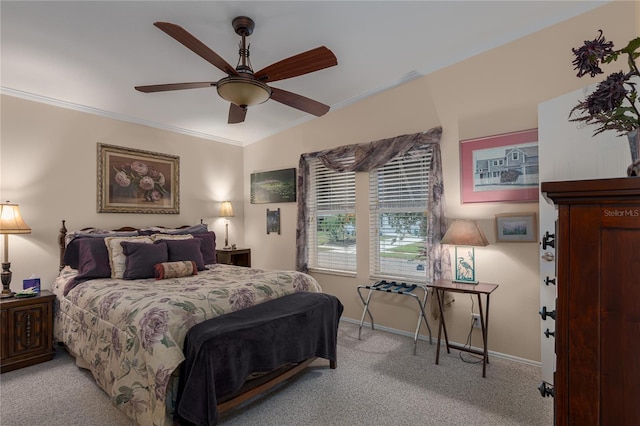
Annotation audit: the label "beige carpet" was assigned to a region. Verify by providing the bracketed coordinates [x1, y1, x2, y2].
[0, 321, 552, 425]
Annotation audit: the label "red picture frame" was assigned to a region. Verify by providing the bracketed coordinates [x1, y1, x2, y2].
[460, 129, 538, 203]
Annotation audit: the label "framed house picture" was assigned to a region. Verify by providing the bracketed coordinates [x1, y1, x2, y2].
[251, 168, 296, 204]
[495, 212, 537, 242]
[97, 143, 180, 214]
[460, 129, 538, 203]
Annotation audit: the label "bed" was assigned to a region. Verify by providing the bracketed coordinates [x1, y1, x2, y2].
[52, 221, 342, 426]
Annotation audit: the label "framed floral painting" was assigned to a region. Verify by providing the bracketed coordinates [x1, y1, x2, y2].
[460, 129, 539, 203]
[97, 143, 180, 214]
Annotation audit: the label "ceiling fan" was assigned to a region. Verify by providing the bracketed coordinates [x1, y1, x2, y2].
[135, 17, 338, 124]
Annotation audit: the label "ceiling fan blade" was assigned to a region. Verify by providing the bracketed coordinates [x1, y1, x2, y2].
[228, 103, 247, 124]
[270, 87, 330, 117]
[154, 22, 239, 76]
[254, 46, 337, 83]
[135, 82, 216, 93]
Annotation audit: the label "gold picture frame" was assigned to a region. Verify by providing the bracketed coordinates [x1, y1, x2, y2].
[97, 143, 180, 214]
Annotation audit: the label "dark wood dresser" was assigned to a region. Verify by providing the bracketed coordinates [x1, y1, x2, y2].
[541, 177, 640, 425]
[1, 290, 55, 373]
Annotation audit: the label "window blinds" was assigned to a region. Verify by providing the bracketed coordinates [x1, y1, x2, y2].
[369, 149, 432, 280]
[308, 157, 357, 272]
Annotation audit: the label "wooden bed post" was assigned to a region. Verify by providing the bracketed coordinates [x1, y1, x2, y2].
[58, 220, 67, 271]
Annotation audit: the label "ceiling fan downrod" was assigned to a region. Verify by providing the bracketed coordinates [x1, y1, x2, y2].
[233, 16, 255, 74]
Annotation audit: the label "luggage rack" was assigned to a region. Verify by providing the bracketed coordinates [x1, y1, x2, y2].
[357, 280, 432, 355]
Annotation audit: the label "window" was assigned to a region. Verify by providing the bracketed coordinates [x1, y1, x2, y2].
[307, 157, 356, 273]
[369, 148, 432, 280]
[299, 129, 445, 280]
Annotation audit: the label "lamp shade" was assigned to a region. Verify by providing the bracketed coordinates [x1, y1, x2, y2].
[216, 77, 271, 107]
[440, 219, 488, 247]
[0, 203, 31, 234]
[219, 201, 234, 218]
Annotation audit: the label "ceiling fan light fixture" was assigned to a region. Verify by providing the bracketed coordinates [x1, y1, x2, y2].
[216, 76, 271, 107]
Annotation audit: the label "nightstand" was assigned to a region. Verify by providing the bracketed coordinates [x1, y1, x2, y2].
[1, 290, 55, 373]
[216, 248, 251, 267]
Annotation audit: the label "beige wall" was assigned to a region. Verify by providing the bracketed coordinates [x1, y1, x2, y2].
[1, 1, 636, 364]
[0, 95, 244, 289]
[243, 1, 638, 362]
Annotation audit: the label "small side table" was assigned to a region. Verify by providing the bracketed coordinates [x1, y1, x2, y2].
[216, 248, 251, 267]
[427, 279, 499, 377]
[1, 290, 56, 373]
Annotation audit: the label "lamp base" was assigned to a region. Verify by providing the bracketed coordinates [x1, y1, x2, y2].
[1, 262, 14, 297]
[452, 279, 479, 285]
[453, 246, 478, 284]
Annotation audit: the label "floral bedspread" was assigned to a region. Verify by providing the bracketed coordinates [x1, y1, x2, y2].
[52, 264, 322, 426]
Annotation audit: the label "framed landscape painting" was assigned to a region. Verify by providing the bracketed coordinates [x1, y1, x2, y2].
[460, 129, 539, 203]
[97, 143, 180, 214]
[495, 212, 537, 242]
[250, 168, 296, 204]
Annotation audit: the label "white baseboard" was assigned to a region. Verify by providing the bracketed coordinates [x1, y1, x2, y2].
[340, 316, 541, 368]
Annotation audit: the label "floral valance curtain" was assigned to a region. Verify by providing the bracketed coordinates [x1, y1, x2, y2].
[296, 126, 451, 292]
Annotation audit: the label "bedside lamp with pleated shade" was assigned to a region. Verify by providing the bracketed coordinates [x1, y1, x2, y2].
[440, 219, 488, 284]
[0, 202, 31, 298]
[219, 201, 234, 250]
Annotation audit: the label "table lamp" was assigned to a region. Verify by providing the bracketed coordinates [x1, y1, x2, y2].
[1, 202, 31, 298]
[219, 201, 234, 250]
[440, 219, 488, 284]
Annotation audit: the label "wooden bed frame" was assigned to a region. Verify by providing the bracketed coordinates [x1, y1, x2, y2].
[56, 219, 336, 419]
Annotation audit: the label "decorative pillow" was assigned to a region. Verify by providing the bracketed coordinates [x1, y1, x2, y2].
[104, 236, 153, 279]
[62, 238, 112, 296]
[151, 234, 193, 241]
[76, 238, 112, 279]
[63, 237, 91, 270]
[192, 232, 217, 264]
[63, 231, 137, 269]
[154, 261, 198, 280]
[64, 229, 137, 247]
[121, 241, 168, 280]
[159, 238, 206, 271]
[138, 224, 208, 236]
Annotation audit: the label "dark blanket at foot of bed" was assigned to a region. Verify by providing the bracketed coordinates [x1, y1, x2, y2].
[174, 291, 344, 426]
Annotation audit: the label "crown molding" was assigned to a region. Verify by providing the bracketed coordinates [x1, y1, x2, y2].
[0, 87, 244, 147]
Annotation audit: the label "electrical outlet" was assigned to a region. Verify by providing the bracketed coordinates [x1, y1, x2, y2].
[471, 313, 481, 329]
